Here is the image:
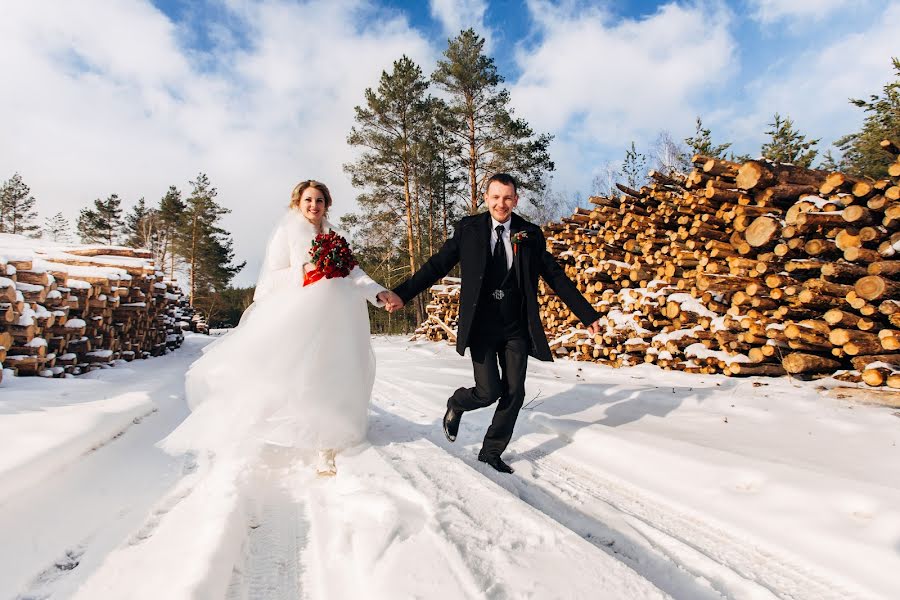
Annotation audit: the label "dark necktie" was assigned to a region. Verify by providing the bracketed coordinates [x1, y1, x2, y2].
[493, 224, 508, 280]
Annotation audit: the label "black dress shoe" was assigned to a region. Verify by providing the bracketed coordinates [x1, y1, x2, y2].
[478, 454, 514, 474]
[443, 406, 461, 442]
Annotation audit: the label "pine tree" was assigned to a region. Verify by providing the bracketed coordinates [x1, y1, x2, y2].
[819, 149, 840, 172]
[125, 197, 159, 250]
[345, 55, 433, 290]
[175, 173, 244, 308]
[412, 97, 466, 255]
[621, 142, 648, 189]
[43, 212, 72, 243]
[157, 186, 185, 279]
[77, 194, 124, 245]
[684, 116, 732, 159]
[835, 57, 900, 179]
[432, 29, 554, 213]
[0, 173, 40, 236]
[760, 113, 819, 167]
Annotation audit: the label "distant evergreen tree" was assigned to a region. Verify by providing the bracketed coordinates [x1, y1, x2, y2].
[205, 286, 255, 329]
[175, 173, 244, 308]
[729, 152, 754, 163]
[835, 57, 900, 179]
[77, 194, 124, 245]
[43, 212, 72, 243]
[819, 149, 840, 172]
[684, 117, 732, 159]
[125, 197, 159, 250]
[345, 55, 433, 291]
[0, 173, 40, 236]
[760, 113, 819, 167]
[157, 186, 185, 279]
[621, 142, 648, 189]
[414, 98, 466, 253]
[432, 29, 554, 213]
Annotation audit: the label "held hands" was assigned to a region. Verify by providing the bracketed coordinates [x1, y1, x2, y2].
[587, 318, 602, 335]
[377, 291, 405, 313]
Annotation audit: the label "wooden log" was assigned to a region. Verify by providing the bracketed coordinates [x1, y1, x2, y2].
[782, 352, 842, 374]
[862, 366, 893, 386]
[702, 157, 741, 178]
[796, 211, 846, 229]
[821, 261, 868, 280]
[868, 261, 900, 277]
[850, 354, 900, 370]
[842, 205, 873, 225]
[880, 139, 900, 156]
[878, 231, 900, 257]
[727, 363, 787, 376]
[744, 216, 781, 247]
[756, 184, 818, 205]
[855, 275, 900, 301]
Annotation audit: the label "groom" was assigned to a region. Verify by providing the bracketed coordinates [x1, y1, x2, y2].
[386, 173, 601, 473]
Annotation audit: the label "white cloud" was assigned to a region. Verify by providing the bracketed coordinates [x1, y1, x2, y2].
[509, 0, 736, 193]
[749, 0, 856, 24]
[733, 1, 900, 156]
[0, 0, 435, 286]
[429, 0, 490, 42]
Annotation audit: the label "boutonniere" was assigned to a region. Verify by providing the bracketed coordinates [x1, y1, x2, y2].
[511, 231, 529, 256]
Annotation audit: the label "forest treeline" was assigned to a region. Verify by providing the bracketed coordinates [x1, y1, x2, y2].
[338, 33, 899, 334]
[0, 172, 245, 326]
[3, 30, 897, 332]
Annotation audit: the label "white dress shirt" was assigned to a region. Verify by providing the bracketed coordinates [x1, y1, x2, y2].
[490, 216, 514, 270]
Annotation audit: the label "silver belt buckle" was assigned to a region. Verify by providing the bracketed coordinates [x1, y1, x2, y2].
[492, 289, 505, 300]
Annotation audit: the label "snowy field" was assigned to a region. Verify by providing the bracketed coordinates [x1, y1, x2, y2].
[1, 334, 899, 600]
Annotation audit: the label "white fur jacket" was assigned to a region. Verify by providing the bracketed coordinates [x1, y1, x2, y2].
[254, 210, 386, 305]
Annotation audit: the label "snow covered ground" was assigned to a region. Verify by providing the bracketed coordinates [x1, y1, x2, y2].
[1, 334, 898, 599]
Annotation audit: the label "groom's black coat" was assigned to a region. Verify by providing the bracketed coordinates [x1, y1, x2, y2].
[394, 212, 600, 362]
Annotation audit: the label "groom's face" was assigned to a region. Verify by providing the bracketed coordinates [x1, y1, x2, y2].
[485, 181, 518, 223]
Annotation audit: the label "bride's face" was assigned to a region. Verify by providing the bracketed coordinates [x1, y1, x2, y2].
[300, 188, 327, 226]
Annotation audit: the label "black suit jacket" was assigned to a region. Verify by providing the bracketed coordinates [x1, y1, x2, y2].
[394, 212, 599, 361]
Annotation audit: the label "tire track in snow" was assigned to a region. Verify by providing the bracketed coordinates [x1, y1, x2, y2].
[368, 402, 670, 600]
[371, 376, 879, 600]
[225, 476, 309, 600]
[520, 449, 880, 600]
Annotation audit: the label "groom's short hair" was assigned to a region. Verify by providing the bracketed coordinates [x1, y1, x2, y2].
[486, 173, 518, 194]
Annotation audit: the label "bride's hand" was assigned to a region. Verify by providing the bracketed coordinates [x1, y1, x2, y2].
[377, 291, 404, 312]
[303, 262, 316, 275]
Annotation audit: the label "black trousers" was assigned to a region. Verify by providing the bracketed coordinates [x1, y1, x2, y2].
[448, 330, 529, 458]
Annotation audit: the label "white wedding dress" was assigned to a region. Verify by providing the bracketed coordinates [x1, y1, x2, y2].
[162, 210, 386, 460]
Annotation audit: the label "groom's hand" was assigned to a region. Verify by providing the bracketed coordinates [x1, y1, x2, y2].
[377, 291, 404, 312]
[587, 318, 602, 335]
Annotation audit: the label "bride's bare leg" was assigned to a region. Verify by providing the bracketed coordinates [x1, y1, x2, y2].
[315, 449, 336, 476]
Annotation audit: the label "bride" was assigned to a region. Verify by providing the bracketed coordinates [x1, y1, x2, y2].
[162, 180, 399, 476]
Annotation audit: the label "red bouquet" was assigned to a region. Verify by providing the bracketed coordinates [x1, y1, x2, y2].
[305, 232, 358, 286]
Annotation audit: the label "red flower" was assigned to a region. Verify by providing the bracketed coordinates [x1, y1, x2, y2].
[306, 232, 358, 285]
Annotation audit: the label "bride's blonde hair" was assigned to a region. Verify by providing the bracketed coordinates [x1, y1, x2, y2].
[290, 179, 333, 212]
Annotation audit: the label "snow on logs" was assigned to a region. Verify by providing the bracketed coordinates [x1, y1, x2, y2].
[0, 238, 188, 379]
[416, 143, 900, 389]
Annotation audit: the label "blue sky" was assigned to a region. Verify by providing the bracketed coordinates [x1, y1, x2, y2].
[1, 0, 897, 286]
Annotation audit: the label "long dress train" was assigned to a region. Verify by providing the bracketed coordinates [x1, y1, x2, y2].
[161, 210, 385, 460]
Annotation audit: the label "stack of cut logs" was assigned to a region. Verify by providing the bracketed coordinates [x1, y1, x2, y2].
[415, 140, 900, 388]
[0, 241, 191, 382]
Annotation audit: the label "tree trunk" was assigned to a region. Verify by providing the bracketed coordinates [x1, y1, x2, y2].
[782, 352, 842, 374]
[467, 94, 478, 214]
